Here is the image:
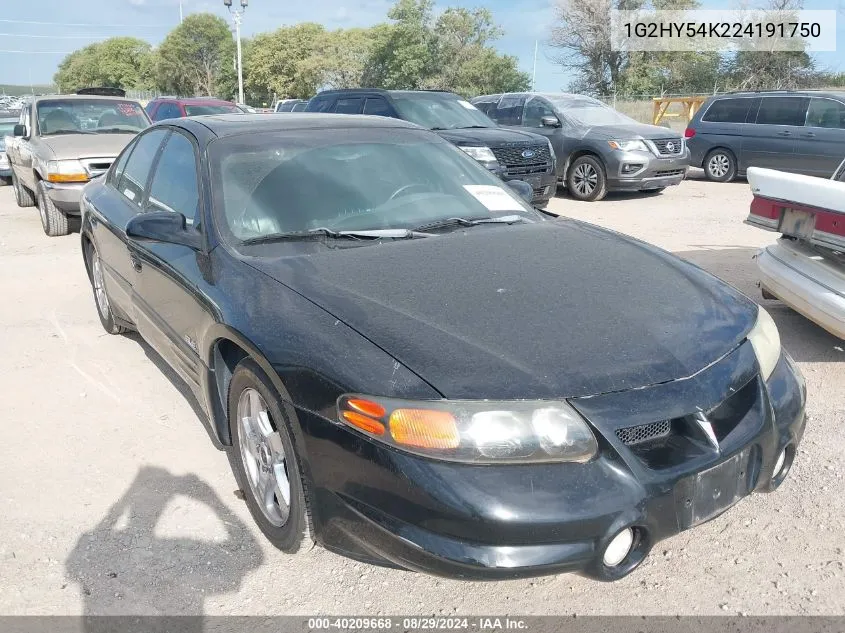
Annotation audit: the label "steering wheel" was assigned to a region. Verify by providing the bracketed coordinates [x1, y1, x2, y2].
[388, 183, 430, 201]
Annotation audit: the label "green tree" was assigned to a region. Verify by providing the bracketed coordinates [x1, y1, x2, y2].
[54, 38, 152, 93]
[54, 44, 101, 93]
[156, 13, 235, 97]
[244, 23, 327, 101]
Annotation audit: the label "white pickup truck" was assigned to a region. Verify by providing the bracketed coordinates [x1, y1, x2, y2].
[746, 160, 845, 339]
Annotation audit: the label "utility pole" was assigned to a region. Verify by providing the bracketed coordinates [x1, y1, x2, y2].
[224, 0, 247, 105]
[532, 40, 538, 92]
[180, 1, 184, 23]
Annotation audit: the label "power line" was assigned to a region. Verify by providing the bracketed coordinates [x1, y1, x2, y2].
[0, 18, 167, 28]
[0, 49, 73, 54]
[0, 32, 116, 39]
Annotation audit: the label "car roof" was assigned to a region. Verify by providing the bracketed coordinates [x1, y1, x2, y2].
[712, 90, 845, 99]
[472, 92, 599, 102]
[154, 97, 237, 106]
[314, 88, 458, 99]
[177, 113, 422, 137]
[31, 94, 141, 104]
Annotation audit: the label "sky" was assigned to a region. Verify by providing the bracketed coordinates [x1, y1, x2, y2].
[0, 0, 843, 95]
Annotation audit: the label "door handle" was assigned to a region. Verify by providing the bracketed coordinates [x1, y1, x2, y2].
[803, 132, 816, 138]
[777, 130, 792, 136]
[129, 253, 142, 272]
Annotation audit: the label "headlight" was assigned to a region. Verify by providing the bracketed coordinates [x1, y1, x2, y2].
[546, 139, 556, 162]
[459, 145, 498, 164]
[747, 306, 781, 381]
[337, 395, 598, 464]
[607, 140, 649, 152]
[45, 159, 89, 183]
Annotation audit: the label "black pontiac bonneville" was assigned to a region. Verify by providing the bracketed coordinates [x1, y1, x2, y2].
[79, 114, 806, 581]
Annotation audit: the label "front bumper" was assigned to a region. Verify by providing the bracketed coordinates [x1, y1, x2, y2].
[605, 148, 690, 192]
[300, 342, 806, 581]
[42, 180, 84, 214]
[491, 167, 556, 207]
[757, 238, 845, 339]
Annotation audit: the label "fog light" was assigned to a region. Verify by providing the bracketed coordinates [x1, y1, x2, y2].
[773, 448, 787, 478]
[621, 163, 644, 174]
[603, 528, 634, 567]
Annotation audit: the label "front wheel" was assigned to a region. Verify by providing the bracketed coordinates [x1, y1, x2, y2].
[566, 156, 607, 202]
[703, 149, 737, 182]
[36, 181, 69, 236]
[85, 242, 127, 335]
[227, 359, 311, 552]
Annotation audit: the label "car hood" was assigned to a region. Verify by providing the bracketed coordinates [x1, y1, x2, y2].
[434, 126, 548, 146]
[247, 220, 757, 400]
[39, 133, 137, 160]
[582, 123, 680, 141]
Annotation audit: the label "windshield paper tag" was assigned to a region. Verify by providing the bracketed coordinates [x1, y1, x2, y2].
[464, 185, 524, 212]
[457, 99, 478, 110]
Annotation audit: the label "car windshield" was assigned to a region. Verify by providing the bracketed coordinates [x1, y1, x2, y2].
[36, 99, 149, 135]
[184, 103, 242, 116]
[551, 98, 638, 126]
[392, 95, 496, 130]
[210, 128, 539, 244]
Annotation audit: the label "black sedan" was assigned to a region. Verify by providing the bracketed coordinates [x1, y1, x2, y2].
[79, 114, 806, 581]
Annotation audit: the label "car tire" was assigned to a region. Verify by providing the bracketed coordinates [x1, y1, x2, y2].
[566, 156, 607, 202]
[227, 358, 312, 553]
[36, 181, 69, 236]
[85, 241, 128, 335]
[11, 171, 35, 207]
[703, 149, 737, 182]
[0, 176, 11, 186]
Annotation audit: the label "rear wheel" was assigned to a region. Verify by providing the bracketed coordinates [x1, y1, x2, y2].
[227, 359, 311, 552]
[36, 181, 69, 236]
[566, 155, 607, 202]
[85, 242, 127, 335]
[703, 149, 737, 182]
[0, 176, 11, 186]
[11, 171, 35, 207]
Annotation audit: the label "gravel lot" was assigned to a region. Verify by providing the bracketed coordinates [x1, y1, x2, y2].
[0, 173, 843, 617]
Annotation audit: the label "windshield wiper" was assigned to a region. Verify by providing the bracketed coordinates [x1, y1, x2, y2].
[241, 227, 433, 245]
[44, 129, 95, 135]
[413, 215, 530, 232]
[457, 125, 492, 129]
[94, 127, 136, 134]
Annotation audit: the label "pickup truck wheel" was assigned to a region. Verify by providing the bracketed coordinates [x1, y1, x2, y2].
[36, 181, 69, 237]
[566, 156, 607, 202]
[11, 172, 35, 207]
[85, 242, 127, 335]
[0, 177, 11, 186]
[704, 149, 737, 182]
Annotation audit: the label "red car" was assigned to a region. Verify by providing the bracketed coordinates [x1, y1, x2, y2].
[145, 97, 244, 121]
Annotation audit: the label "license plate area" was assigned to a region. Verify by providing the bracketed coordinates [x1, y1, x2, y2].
[779, 208, 816, 239]
[676, 449, 751, 529]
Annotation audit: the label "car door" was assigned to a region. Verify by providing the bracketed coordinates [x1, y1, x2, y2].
[90, 128, 170, 319]
[15, 104, 36, 189]
[521, 96, 569, 178]
[128, 128, 209, 394]
[795, 97, 845, 177]
[741, 96, 808, 172]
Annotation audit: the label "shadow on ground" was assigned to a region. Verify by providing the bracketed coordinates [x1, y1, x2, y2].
[65, 466, 264, 632]
[674, 246, 844, 363]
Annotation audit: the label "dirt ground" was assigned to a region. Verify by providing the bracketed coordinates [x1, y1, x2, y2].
[0, 172, 843, 617]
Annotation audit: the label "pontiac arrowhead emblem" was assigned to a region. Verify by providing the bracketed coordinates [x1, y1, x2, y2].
[694, 412, 720, 451]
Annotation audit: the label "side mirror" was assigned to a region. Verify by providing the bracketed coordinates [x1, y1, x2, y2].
[125, 211, 202, 250]
[507, 180, 534, 203]
[541, 116, 561, 128]
[13, 124, 26, 137]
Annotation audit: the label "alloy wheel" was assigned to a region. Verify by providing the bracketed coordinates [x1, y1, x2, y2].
[708, 153, 730, 178]
[237, 387, 291, 527]
[92, 252, 110, 318]
[572, 163, 598, 196]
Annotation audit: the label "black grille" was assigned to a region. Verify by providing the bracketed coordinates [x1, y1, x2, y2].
[491, 143, 552, 168]
[616, 420, 671, 446]
[652, 138, 683, 155]
[653, 169, 685, 177]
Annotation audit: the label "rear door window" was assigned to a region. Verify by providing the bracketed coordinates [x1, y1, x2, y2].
[702, 98, 752, 123]
[109, 138, 136, 187]
[806, 98, 845, 129]
[494, 95, 526, 126]
[291, 102, 308, 112]
[363, 97, 391, 117]
[333, 98, 364, 114]
[755, 97, 809, 126]
[118, 129, 168, 207]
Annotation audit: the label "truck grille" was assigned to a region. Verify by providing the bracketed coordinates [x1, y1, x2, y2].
[651, 138, 683, 156]
[81, 158, 115, 179]
[616, 420, 672, 446]
[491, 143, 552, 171]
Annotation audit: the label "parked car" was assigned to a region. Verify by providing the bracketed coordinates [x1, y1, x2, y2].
[472, 93, 689, 202]
[6, 89, 150, 236]
[80, 113, 804, 581]
[306, 89, 557, 208]
[687, 91, 845, 182]
[145, 97, 243, 121]
[275, 99, 308, 113]
[0, 113, 19, 184]
[746, 158, 845, 339]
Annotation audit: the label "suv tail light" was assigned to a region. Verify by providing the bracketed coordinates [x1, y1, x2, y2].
[684, 127, 696, 139]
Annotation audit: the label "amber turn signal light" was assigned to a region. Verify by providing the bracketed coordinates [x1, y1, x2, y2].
[389, 409, 460, 449]
[341, 410, 385, 436]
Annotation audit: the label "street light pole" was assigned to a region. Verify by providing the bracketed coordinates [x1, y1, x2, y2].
[224, 0, 247, 105]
